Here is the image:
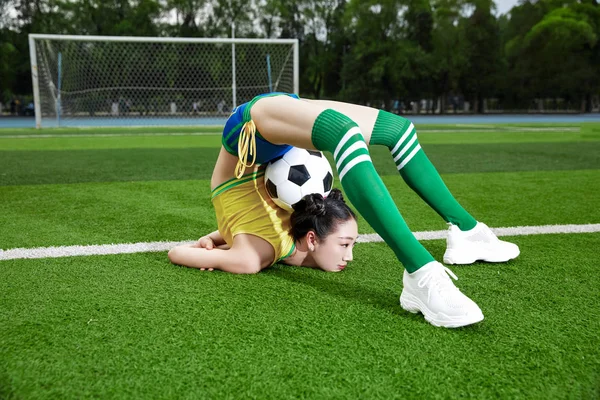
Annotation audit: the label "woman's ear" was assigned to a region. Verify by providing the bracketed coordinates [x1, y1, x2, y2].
[306, 230, 317, 251]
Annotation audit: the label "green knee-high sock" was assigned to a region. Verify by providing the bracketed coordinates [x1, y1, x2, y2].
[312, 109, 433, 273]
[370, 110, 477, 231]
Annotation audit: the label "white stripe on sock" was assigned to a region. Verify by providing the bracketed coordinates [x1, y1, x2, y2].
[335, 141, 368, 170]
[338, 154, 372, 181]
[391, 123, 414, 156]
[333, 126, 362, 160]
[393, 134, 418, 162]
[397, 144, 422, 170]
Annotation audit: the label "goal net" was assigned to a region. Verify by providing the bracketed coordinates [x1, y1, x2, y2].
[29, 35, 299, 128]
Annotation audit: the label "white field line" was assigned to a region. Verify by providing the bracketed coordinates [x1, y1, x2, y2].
[419, 127, 580, 133]
[452, 124, 580, 131]
[417, 125, 581, 133]
[0, 127, 580, 139]
[1, 223, 599, 261]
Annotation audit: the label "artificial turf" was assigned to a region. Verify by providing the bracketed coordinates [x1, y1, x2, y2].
[1, 123, 599, 399]
[2, 139, 599, 186]
[1, 234, 599, 399]
[1, 169, 598, 249]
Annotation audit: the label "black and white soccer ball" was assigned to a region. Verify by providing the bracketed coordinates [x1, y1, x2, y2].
[265, 147, 334, 211]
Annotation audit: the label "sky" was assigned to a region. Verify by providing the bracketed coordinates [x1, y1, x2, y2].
[495, 0, 520, 15]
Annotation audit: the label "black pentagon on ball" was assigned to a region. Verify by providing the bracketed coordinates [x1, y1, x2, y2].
[323, 172, 333, 191]
[306, 150, 322, 158]
[288, 164, 311, 186]
[265, 178, 278, 199]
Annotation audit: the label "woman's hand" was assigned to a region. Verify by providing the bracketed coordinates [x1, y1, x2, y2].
[197, 235, 216, 250]
[195, 236, 215, 271]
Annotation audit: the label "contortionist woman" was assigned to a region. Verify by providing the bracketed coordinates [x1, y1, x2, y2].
[168, 92, 520, 328]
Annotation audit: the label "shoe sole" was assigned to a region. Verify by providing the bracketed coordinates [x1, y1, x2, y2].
[400, 292, 484, 328]
[443, 247, 520, 265]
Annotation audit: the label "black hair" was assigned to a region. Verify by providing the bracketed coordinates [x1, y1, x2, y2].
[290, 188, 357, 242]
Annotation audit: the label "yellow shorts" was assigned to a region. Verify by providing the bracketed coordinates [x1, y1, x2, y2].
[211, 167, 296, 265]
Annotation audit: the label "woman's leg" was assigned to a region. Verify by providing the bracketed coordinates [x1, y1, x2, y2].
[302, 99, 379, 143]
[283, 102, 517, 264]
[369, 110, 477, 230]
[369, 110, 519, 264]
[252, 96, 484, 328]
[252, 95, 433, 273]
[302, 102, 476, 230]
[168, 234, 275, 274]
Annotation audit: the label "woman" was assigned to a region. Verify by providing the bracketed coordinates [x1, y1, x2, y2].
[170, 92, 520, 328]
[169, 188, 358, 274]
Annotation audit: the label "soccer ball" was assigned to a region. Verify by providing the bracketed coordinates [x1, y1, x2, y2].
[265, 147, 334, 211]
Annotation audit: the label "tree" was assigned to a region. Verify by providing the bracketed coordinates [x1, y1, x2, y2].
[340, 0, 416, 106]
[505, 0, 599, 110]
[458, 0, 504, 113]
[299, 0, 347, 98]
[60, 0, 161, 36]
[429, 0, 465, 113]
[0, 33, 19, 103]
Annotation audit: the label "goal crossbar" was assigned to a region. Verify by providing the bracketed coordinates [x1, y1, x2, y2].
[29, 34, 299, 45]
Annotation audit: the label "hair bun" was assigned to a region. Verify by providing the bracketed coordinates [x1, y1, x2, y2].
[289, 187, 356, 243]
[294, 193, 326, 216]
[325, 188, 344, 202]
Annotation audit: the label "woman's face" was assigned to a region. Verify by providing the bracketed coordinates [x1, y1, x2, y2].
[313, 219, 358, 272]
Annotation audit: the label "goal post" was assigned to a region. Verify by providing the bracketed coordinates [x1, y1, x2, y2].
[28, 34, 299, 128]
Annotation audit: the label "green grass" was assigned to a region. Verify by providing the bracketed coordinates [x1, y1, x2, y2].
[2, 141, 599, 186]
[1, 124, 599, 151]
[1, 170, 598, 249]
[1, 123, 599, 399]
[0, 125, 222, 137]
[1, 235, 599, 399]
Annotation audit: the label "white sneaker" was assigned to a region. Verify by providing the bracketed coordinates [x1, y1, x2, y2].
[400, 261, 484, 328]
[443, 222, 520, 265]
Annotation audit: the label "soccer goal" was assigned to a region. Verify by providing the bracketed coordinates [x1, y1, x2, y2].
[28, 34, 299, 128]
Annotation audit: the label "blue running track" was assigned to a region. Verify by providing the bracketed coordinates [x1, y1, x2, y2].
[2, 113, 600, 129]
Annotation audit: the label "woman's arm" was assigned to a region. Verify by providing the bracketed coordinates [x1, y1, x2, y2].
[168, 246, 233, 272]
[170, 146, 271, 273]
[168, 246, 264, 274]
[206, 230, 228, 248]
[196, 230, 228, 250]
[167, 230, 227, 271]
[168, 233, 274, 274]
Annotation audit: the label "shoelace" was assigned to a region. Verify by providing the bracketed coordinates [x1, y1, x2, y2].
[235, 120, 257, 179]
[417, 266, 459, 303]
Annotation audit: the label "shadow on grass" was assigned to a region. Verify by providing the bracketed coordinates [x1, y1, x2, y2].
[148, 249, 487, 331]
[266, 267, 409, 317]
[266, 265, 490, 332]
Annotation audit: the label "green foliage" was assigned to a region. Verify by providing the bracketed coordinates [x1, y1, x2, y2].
[3, 0, 600, 111]
[504, 0, 600, 108]
[458, 0, 504, 111]
[0, 39, 18, 102]
[524, 8, 597, 51]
